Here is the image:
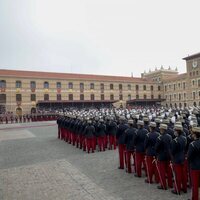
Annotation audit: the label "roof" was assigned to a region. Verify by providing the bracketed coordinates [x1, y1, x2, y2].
[37, 100, 117, 104]
[0, 69, 153, 83]
[163, 73, 187, 82]
[183, 52, 200, 61]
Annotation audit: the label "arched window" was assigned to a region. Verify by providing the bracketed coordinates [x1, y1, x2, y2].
[44, 94, 49, 101]
[136, 85, 139, 91]
[110, 84, 114, 90]
[57, 82, 61, 89]
[44, 81, 49, 89]
[158, 86, 161, 91]
[101, 94, 105, 100]
[90, 83, 95, 90]
[151, 85, 153, 91]
[144, 94, 147, 99]
[158, 94, 161, 99]
[80, 94, 84, 100]
[128, 84, 131, 90]
[69, 94, 73, 100]
[30, 81, 36, 89]
[128, 94, 131, 100]
[119, 94, 123, 100]
[16, 81, 22, 88]
[143, 85, 146, 91]
[91, 94, 95, 100]
[80, 83, 84, 92]
[0, 80, 6, 88]
[119, 84, 123, 90]
[110, 94, 114, 100]
[68, 82, 73, 89]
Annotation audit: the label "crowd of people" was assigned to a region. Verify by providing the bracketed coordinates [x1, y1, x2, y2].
[57, 106, 200, 200]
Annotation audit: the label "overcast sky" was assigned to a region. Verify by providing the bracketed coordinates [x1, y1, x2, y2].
[0, 0, 199, 77]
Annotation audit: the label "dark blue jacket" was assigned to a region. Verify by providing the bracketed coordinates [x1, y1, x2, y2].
[155, 131, 172, 161]
[144, 130, 160, 156]
[171, 135, 187, 164]
[187, 139, 200, 170]
[116, 123, 129, 144]
[107, 121, 118, 136]
[124, 127, 137, 151]
[135, 128, 148, 153]
[96, 123, 106, 137]
[84, 125, 95, 138]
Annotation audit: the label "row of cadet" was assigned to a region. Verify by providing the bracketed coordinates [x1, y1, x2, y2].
[0, 113, 58, 124]
[57, 107, 200, 200]
[116, 116, 200, 200]
[57, 115, 118, 152]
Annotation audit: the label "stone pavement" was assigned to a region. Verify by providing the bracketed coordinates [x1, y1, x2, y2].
[0, 121, 191, 200]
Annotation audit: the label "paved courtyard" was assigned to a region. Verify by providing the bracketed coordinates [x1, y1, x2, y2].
[0, 121, 190, 200]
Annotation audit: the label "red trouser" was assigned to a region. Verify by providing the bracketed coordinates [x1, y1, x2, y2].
[126, 150, 135, 173]
[86, 138, 94, 153]
[118, 144, 125, 169]
[173, 163, 187, 193]
[190, 170, 200, 200]
[104, 135, 108, 149]
[145, 156, 159, 183]
[109, 135, 116, 149]
[157, 161, 173, 189]
[97, 137, 105, 151]
[135, 152, 146, 177]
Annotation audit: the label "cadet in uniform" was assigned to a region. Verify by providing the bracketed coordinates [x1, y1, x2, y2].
[187, 127, 200, 200]
[144, 122, 160, 184]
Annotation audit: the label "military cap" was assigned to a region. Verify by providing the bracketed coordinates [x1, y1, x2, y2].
[119, 116, 126, 121]
[192, 127, 200, 133]
[143, 117, 149, 122]
[149, 122, 156, 128]
[159, 124, 168, 130]
[128, 119, 134, 124]
[174, 124, 183, 131]
[137, 120, 144, 126]
[162, 119, 170, 124]
[155, 118, 161, 123]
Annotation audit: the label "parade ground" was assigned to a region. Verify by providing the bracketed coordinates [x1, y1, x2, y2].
[0, 121, 190, 200]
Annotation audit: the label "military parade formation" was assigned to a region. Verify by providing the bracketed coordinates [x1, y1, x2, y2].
[57, 106, 200, 200]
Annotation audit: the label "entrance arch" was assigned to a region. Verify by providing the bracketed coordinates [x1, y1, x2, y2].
[16, 107, 22, 116]
[31, 107, 36, 114]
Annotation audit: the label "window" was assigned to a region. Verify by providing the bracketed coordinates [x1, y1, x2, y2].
[119, 84, 123, 90]
[0, 94, 6, 103]
[128, 84, 131, 90]
[57, 94, 61, 101]
[193, 71, 195, 76]
[158, 94, 161, 99]
[170, 95, 172, 101]
[101, 94, 105, 100]
[178, 83, 181, 88]
[183, 82, 186, 89]
[0, 80, 6, 88]
[165, 85, 167, 92]
[16, 81, 22, 88]
[193, 92, 196, 100]
[90, 83, 95, 90]
[44, 94, 49, 101]
[110, 84, 114, 90]
[69, 94, 73, 100]
[151, 85, 153, 91]
[30, 94, 36, 101]
[16, 94, 22, 101]
[173, 84, 176, 91]
[144, 94, 147, 99]
[136, 95, 139, 99]
[190, 72, 192, 76]
[184, 93, 186, 99]
[68, 82, 73, 89]
[119, 94, 123, 100]
[179, 93, 181, 100]
[198, 80, 200, 87]
[100, 83, 104, 93]
[192, 80, 195, 86]
[57, 82, 61, 89]
[30, 81, 36, 89]
[196, 71, 199, 76]
[128, 94, 131, 100]
[151, 95, 154, 99]
[143, 85, 146, 91]
[136, 85, 139, 91]
[44, 81, 49, 89]
[91, 94, 95, 100]
[80, 94, 84, 100]
[80, 83, 84, 91]
[174, 94, 176, 99]
[158, 86, 161, 91]
[110, 94, 114, 100]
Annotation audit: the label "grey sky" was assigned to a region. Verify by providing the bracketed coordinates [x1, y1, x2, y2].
[0, 0, 199, 77]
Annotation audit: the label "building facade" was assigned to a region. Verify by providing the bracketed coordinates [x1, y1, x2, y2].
[0, 52, 199, 115]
